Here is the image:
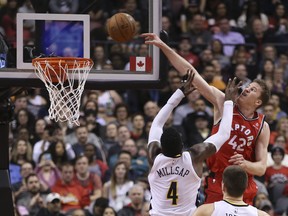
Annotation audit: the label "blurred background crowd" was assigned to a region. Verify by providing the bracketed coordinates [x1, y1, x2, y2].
[1, 0, 288, 216]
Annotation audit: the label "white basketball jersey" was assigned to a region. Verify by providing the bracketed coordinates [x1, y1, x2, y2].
[212, 200, 258, 216]
[148, 152, 201, 216]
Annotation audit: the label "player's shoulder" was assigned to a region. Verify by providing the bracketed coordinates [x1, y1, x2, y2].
[193, 203, 214, 216]
[257, 209, 269, 216]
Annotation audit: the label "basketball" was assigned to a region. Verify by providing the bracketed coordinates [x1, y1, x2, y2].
[107, 13, 137, 42]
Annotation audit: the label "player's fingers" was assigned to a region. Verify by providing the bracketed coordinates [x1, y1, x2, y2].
[226, 78, 232, 88]
[141, 33, 153, 37]
[190, 71, 195, 83]
[228, 158, 237, 163]
[186, 70, 193, 82]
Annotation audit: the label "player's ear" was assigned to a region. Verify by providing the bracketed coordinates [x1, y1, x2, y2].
[255, 99, 262, 107]
[221, 181, 225, 192]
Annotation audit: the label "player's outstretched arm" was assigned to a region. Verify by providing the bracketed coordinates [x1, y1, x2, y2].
[141, 33, 225, 119]
[189, 78, 241, 177]
[147, 71, 195, 165]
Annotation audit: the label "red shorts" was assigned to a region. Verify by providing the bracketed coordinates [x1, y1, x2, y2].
[204, 174, 257, 205]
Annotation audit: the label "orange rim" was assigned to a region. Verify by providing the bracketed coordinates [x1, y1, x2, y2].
[32, 57, 94, 70]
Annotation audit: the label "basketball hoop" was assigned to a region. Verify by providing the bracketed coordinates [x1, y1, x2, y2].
[32, 57, 94, 125]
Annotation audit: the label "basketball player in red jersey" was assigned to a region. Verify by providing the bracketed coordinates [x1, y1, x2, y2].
[142, 33, 271, 205]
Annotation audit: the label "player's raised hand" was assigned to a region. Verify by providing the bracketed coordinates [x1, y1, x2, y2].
[180, 69, 196, 96]
[225, 77, 242, 102]
[141, 33, 163, 47]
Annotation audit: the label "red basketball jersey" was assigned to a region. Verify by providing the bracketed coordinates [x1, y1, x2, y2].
[206, 106, 265, 175]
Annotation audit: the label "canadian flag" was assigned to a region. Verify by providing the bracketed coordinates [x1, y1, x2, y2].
[130, 56, 152, 72]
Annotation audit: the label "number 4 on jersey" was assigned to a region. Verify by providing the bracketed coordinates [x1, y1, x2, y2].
[167, 181, 178, 205]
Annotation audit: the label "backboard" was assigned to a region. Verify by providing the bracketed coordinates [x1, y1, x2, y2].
[0, 0, 165, 90]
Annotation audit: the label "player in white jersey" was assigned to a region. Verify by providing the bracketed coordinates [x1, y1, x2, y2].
[147, 71, 240, 216]
[192, 165, 269, 216]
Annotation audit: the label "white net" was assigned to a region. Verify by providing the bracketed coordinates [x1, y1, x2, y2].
[32, 58, 93, 125]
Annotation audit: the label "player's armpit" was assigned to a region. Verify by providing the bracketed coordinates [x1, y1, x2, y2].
[189, 143, 216, 177]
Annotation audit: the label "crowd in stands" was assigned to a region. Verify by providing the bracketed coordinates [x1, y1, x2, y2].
[1, 0, 288, 215]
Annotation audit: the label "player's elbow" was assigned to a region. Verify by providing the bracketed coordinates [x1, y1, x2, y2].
[254, 166, 267, 176]
[221, 129, 231, 144]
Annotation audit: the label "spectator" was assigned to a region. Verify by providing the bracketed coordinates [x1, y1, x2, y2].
[265, 146, 288, 188]
[12, 162, 34, 200]
[121, 139, 149, 178]
[187, 13, 212, 46]
[271, 68, 287, 94]
[246, 18, 275, 61]
[36, 192, 65, 216]
[237, 0, 269, 33]
[173, 90, 213, 127]
[270, 117, 288, 151]
[49, 0, 79, 14]
[97, 90, 122, 123]
[101, 207, 117, 216]
[102, 161, 133, 212]
[201, 64, 226, 91]
[34, 152, 61, 191]
[210, 39, 231, 69]
[52, 163, 89, 213]
[16, 173, 46, 216]
[72, 126, 105, 161]
[33, 126, 52, 164]
[198, 49, 214, 72]
[12, 108, 35, 137]
[267, 135, 288, 166]
[31, 118, 47, 145]
[107, 125, 131, 165]
[213, 18, 245, 57]
[261, 59, 275, 80]
[143, 101, 159, 122]
[11, 139, 33, 166]
[83, 143, 109, 181]
[112, 103, 132, 130]
[177, 35, 200, 68]
[71, 209, 86, 216]
[207, 2, 236, 28]
[130, 113, 146, 142]
[47, 140, 72, 169]
[90, 197, 109, 216]
[161, 15, 180, 42]
[276, 53, 288, 81]
[92, 45, 111, 70]
[263, 103, 278, 133]
[269, 93, 287, 120]
[182, 110, 212, 148]
[117, 184, 145, 216]
[26, 89, 47, 119]
[268, 3, 288, 29]
[260, 45, 279, 74]
[84, 109, 105, 138]
[112, 150, 138, 182]
[102, 122, 119, 153]
[0, 0, 18, 47]
[74, 155, 102, 205]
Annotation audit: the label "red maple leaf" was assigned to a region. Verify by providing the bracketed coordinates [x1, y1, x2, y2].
[137, 61, 144, 68]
